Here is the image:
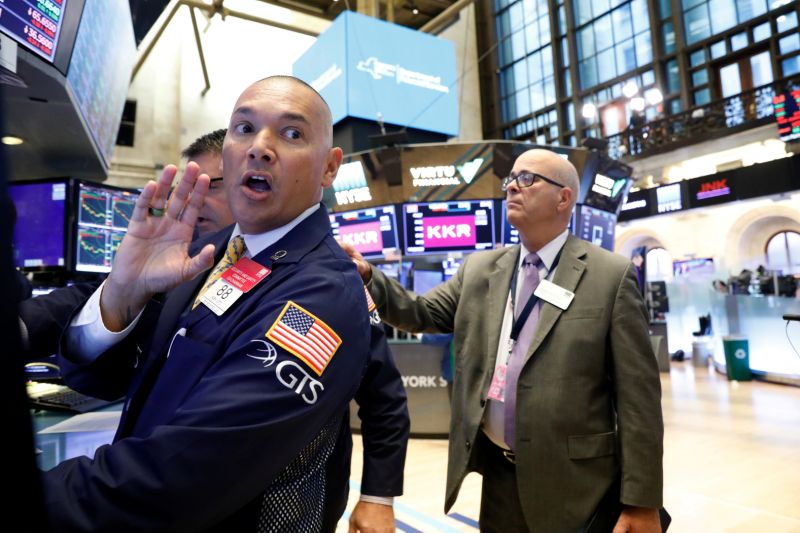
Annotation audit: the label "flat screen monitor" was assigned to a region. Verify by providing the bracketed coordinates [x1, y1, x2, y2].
[402, 200, 496, 255]
[375, 261, 412, 288]
[673, 258, 715, 277]
[655, 182, 685, 214]
[9, 179, 69, 269]
[582, 173, 631, 214]
[0, 0, 69, 63]
[66, 0, 136, 170]
[574, 204, 616, 252]
[329, 205, 399, 258]
[412, 269, 443, 295]
[500, 200, 520, 246]
[442, 258, 462, 280]
[73, 181, 138, 273]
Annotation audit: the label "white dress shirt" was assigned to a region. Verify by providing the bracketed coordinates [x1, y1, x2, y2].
[482, 229, 570, 449]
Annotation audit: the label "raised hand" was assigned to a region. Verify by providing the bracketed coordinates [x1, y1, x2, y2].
[100, 163, 216, 331]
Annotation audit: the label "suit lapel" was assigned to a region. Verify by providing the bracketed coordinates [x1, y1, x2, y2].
[485, 247, 518, 364]
[523, 235, 587, 365]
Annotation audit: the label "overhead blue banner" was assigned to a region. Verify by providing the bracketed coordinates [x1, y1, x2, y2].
[293, 11, 458, 136]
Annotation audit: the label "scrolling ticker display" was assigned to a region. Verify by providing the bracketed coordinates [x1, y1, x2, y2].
[0, 0, 66, 63]
[75, 182, 137, 273]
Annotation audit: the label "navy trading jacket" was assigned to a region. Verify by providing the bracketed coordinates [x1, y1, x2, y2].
[43, 206, 390, 532]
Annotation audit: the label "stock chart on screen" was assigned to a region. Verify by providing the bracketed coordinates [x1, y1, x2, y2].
[75, 182, 138, 273]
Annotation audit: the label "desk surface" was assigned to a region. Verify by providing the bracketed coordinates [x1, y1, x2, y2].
[32, 403, 121, 471]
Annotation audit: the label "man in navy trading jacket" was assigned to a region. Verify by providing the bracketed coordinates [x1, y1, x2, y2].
[41, 76, 404, 532]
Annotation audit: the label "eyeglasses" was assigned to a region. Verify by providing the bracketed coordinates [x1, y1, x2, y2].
[502, 172, 564, 191]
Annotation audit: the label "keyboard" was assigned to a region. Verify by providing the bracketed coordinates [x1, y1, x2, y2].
[27, 382, 119, 413]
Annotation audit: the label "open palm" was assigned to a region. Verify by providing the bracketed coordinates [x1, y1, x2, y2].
[101, 163, 216, 330]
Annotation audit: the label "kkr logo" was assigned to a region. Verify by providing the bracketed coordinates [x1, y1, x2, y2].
[426, 224, 471, 239]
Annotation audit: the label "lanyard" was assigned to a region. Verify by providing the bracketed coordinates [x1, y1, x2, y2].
[508, 247, 563, 344]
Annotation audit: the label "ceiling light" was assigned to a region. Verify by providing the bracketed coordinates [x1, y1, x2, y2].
[644, 88, 663, 105]
[2, 136, 24, 145]
[630, 97, 645, 112]
[582, 103, 597, 119]
[622, 81, 639, 98]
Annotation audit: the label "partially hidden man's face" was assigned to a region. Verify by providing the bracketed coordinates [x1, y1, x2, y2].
[191, 151, 234, 237]
[222, 79, 342, 234]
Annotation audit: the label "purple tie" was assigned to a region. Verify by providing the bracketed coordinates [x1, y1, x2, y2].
[504, 252, 542, 449]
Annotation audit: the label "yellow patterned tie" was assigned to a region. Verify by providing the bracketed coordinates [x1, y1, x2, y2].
[192, 235, 246, 309]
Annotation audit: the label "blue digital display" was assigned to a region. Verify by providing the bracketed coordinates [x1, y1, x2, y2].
[500, 200, 520, 246]
[293, 11, 458, 136]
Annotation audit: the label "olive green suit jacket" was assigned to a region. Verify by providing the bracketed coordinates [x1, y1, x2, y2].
[367, 235, 663, 531]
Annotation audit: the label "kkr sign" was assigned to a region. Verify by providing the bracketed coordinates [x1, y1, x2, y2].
[337, 221, 383, 255]
[421, 215, 476, 248]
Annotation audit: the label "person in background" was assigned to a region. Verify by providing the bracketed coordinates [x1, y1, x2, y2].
[345, 148, 664, 532]
[180, 128, 235, 238]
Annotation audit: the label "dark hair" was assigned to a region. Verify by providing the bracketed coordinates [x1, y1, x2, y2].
[181, 128, 227, 159]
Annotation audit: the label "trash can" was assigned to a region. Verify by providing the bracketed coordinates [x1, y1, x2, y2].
[691, 339, 711, 368]
[722, 336, 751, 381]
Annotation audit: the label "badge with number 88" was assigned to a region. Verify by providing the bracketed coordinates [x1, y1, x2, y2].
[216, 284, 234, 299]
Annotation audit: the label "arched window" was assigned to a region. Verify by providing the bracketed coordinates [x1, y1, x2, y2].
[646, 247, 672, 281]
[765, 231, 800, 274]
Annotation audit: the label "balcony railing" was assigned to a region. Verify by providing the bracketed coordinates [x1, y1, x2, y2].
[604, 76, 800, 161]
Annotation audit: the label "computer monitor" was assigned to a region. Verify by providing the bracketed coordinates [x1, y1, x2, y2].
[0, 0, 76, 67]
[66, 0, 136, 170]
[9, 179, 69, 270]
[673, 258, 715, 277]
[412, 269, 443, 295]
[574, 204, 616, 252]
[402, 200, 496, 255]
[73, 181, 138, 273]
[329, 205, 399, 259]
[442, 258, 462, 280]
[500, 200, 520, 246]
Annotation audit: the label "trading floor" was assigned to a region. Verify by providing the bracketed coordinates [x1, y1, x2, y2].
[338, 365, 800, 532]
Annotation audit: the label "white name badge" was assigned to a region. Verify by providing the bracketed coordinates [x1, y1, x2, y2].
[201, 279, 244, 316]
[534, 279, 574, 310]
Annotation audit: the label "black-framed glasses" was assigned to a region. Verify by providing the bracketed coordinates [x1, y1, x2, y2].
[502, 172, 564, 191]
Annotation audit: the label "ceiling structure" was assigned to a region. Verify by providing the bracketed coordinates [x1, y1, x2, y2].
[129, 0, 463, 44]
[1, 0, 468, 181]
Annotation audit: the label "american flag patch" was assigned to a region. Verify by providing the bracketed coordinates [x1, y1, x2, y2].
[267, 301, 342, 376]
[364, 285, 376, 312]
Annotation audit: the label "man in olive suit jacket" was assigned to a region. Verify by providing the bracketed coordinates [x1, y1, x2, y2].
[346, 149, 663, 532]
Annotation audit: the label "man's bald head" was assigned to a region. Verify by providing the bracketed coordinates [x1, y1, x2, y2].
[253, 75, 334, 148]
[515, 149, 581, 209]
